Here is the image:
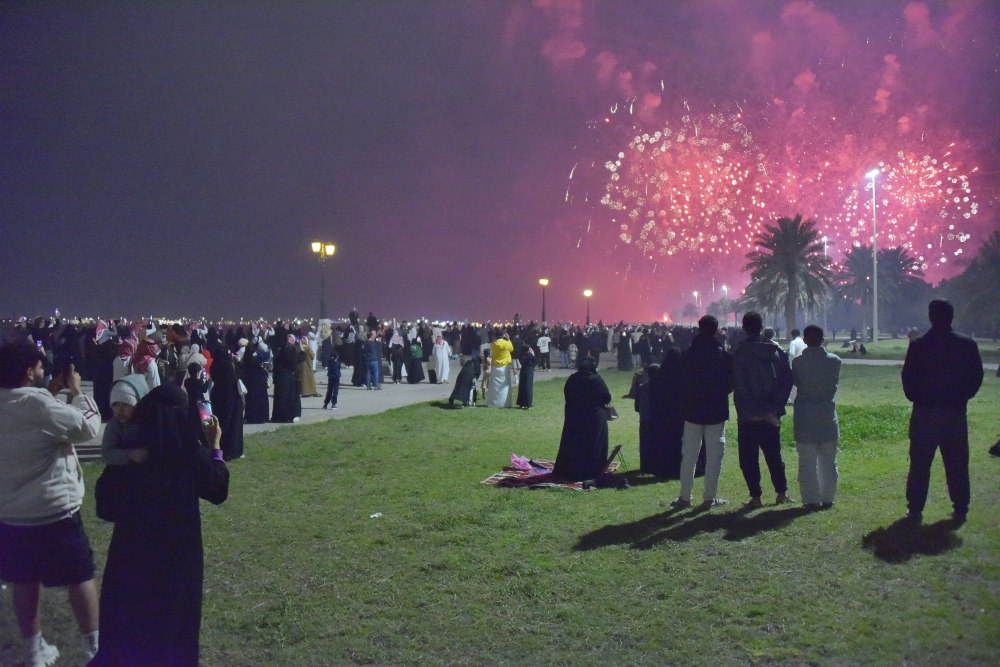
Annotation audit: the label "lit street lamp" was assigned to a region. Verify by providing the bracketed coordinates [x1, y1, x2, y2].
[583, 289, 593, 326]
[539, 278, 549, 325]
[311, 241, 336, 320]
[693, 290, 699, 307]
[866, 169, 880, 343]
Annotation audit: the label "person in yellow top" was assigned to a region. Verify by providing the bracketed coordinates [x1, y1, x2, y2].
[487, 331, 514, 407]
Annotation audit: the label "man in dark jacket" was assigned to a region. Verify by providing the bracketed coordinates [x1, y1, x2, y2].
[731, 312, 794, 508]
[672, 315, 734, 509]
[901, 299, 983, 524]
[363, 331, 383, 390]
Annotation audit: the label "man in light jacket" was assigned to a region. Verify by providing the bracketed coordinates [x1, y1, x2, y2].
[0, 342, 102, 666]
[792, 325, 841, 510]
[731, 312, 794, 508]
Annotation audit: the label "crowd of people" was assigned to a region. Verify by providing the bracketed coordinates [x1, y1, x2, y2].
[0, 299, 993, 666]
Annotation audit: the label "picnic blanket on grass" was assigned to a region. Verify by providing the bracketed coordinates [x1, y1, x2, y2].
[481, 459, 621, 491]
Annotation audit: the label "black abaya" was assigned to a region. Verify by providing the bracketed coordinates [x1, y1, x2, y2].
[209, 350, 244, 460]
[617, 335, 634, 371]
[516, 351, 536, 408]
[641, 349, 703, 479]
[241, 351, 270, 424]
[92, 339, 117, 422]
[553, 361, 612, 481]
[448, 358, 480, 405]
[351, 339, 366, 387]
[91, 385, 228, 667]
[271, 346, 299, 423]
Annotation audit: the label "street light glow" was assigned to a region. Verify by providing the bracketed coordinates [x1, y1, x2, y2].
[324, 244, 336, 256]
[866, 169, 880, 179]
[539, 278, 549, 286]
[311, 241, 321, 253]
[583, 289, 592, 298]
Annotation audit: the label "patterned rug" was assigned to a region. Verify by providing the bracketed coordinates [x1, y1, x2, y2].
[481, 458, 621, 491]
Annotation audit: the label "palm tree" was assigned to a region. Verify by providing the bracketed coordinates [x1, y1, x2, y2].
[945, 230, 1000, 334]
[743, 215, 833, 336]
[682, 302, 699, 325]
[835, 245, 925, 339]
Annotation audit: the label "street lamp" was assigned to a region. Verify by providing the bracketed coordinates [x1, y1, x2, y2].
[693, 290, 699, 307]
[583, 289, 593, 326]
[539, 278, 549, 325]
[311, 241, 336, 320]
[722, 285, 728, 325]
[866, 168, 880, 343]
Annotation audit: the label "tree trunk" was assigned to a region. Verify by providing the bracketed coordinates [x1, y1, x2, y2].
[785, 273, 797, 342]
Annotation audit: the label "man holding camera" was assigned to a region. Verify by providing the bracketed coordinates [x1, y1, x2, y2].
[0, 342, 102, 666]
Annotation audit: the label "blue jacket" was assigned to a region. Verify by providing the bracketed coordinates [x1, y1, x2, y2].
[326, 360, 342, 381]
[731, 336, 793, 420]
[363, 340, 382, 363]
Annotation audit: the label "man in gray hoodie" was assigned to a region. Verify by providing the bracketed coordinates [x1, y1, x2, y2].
[731, 312, 794, 508]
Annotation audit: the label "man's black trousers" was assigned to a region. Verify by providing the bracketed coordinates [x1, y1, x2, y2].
[738, 420, 788, 498]
[906, 406, 970, 516]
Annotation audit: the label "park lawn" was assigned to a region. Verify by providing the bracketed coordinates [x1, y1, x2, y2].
[829, 337, 1000, 363]
[2, 365, 999, 666]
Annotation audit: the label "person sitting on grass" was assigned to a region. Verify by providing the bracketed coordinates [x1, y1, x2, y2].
[553, 356, 613, 482]
[792, 325, 841, 510]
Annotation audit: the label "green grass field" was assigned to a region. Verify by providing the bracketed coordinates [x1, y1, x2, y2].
[3, 365, 999, 666]
[828, 337, 1000, 363]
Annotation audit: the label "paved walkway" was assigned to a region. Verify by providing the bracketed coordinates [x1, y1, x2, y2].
[76, 356, 578, 461]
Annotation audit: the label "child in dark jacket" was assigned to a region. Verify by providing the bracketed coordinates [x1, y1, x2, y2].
[323, 351, 341, 409]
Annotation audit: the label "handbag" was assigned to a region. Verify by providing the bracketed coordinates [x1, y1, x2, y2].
[604, 405, 619, 421]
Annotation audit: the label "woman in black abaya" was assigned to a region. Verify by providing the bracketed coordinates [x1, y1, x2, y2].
[553, 357, 613, 481]
[209, 345, 244, 460]
[351, 335, 366, 387]
[271, 336, 300, 423]
[616, 331, 633, 371]
[90, 384, 228, 667]
[516, 346, 536, 409]
[641, 348, 702, 479]
[241, 341, 270, 424]
[448, 357, 480, 406]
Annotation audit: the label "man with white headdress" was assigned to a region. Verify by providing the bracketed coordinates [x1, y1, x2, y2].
[307, 326, 319, 370]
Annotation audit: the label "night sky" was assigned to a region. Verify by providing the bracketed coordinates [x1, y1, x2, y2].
[2, 1, 998, 323]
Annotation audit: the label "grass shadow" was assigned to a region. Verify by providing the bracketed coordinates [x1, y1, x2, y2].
[429, 401, 464, 410]
[861, 518, 963, 563]
[618, 470, 675, 487]
[573, 508, 688, 551]
[574, 506, 812, 551]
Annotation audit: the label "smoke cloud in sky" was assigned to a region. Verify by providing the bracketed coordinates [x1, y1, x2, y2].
[0, 1, 997, 322]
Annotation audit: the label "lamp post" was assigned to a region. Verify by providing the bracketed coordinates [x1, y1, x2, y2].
[693, 290, 699, 308]
[539, 278, 549, 325]
[583, 289, 592, 326]
[822, 236, 828, 331]
[866, 169, 880, 343]
[311, 241, 336, 320]
[722, 285, 728, 325]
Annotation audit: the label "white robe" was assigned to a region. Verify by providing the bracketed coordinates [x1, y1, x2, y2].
[433, 342, 450, 383]
[487, 364, 512, 408]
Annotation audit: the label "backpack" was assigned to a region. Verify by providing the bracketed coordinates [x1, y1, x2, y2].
[410, 342, 423, 360]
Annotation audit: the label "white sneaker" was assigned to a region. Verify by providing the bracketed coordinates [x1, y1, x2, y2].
[26, 637, 59, 667]
[81, 632, 99, 661]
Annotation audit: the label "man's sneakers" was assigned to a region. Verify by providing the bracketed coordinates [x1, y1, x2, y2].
[25, 635, 59, 667]
[904, 509, 923, 524]
[701, 498, 729, 509]
[775, 493, 795, 504]
[670, 498, 692, 509]
[82, 631, 100, 662]
[989, 439, 1000, 457]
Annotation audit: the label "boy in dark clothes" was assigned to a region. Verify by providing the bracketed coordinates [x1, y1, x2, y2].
[323, 351, 341, 409]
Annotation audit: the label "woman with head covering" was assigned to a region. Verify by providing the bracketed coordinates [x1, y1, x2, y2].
[209, 345, 244, 461]
[351, 333, 366, 387]
[404, 336, 425, 384]
[89, 384, 228, 667]
[271, 335, 301, 423]
[130, 338, 161, 391]
[448, 357, 481, 407]
[241, 340, 271, 424]
[91, 322, 118, 422]
[297, 337, 319, 397]
[516, 345, 536, 409]
[553, 356, 613, 481]
[645, 346, 699, 479]
[433, 335, 450, 384]
[617, 327, 634, 371]
[389, 330, 405, 384]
